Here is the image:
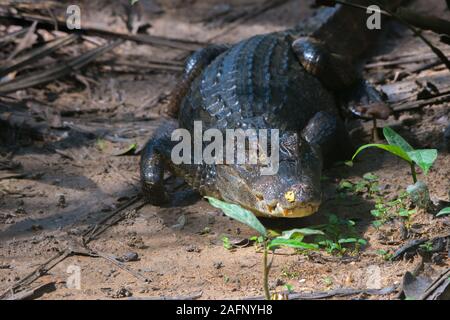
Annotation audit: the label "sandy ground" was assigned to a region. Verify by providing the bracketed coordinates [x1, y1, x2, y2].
[0, 0, 449, 300]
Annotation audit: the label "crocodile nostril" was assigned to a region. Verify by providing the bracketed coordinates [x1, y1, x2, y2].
[255, 194, 264, 201]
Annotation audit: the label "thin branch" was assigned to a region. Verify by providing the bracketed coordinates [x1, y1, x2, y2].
[325, 0, 450, 71]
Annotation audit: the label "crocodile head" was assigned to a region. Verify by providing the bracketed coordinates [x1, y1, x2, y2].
[215, 131, 323, 218]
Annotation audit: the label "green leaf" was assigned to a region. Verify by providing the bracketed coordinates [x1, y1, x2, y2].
[277, 228, 324, 240]
[222, 236, 232, 250]
[383, 127, 414, 152]
[268, 238, 319, 250]
[406, 149, 437, 175]
[206, 197, 267, 237]
[338, 181, 354, 190]
[371, 209, 381, 217]
[363, 172, 378, 181]
[437, 207, 450, 217]
[372, 220, 383, 228]
[352, 144, 412, 163]
[113, 142, 138, 156]
[357, 239, 368, 245]
[338, 238, 358, 244]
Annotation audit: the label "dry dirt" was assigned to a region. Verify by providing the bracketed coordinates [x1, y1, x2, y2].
[0, 0, 449, 300]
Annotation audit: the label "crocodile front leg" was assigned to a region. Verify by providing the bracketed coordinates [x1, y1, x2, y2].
[301, 111, 353, 166]
[291, 37, 391, 121]
[340, 80, 391, 120]
[291, 36, 356, 91]
[140, 120, 179, 204]
[140, 119, 221, 205]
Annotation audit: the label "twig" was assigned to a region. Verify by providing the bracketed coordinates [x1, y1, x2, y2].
[396, 8, 450, 37]
[93, 251, 150, 283]
[420, 268, 450, 300]
[7, 20, 37, 60]
[0, 39, 123, 94]
[0, 249, 72, 299]
[0, 10, 205, 51]
[81, 195, 144, 242]
[207, 0, 292, 42]
[327, 0, 450, 71]
[5, 281, 56, 300]
[127, 291, 203, 300]
[0, 195, 144, 300]
[245, 286, 397, 300]
[0, 33, 79, 78]
[393, 92, 450, 112]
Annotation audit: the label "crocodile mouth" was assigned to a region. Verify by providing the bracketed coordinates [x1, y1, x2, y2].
[248, 200, 321, 218]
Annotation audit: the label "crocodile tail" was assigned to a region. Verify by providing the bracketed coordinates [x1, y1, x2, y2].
[306, 0, 403, 62]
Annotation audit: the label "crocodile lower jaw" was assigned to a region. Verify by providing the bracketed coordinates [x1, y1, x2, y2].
[250, 202, 321, 218]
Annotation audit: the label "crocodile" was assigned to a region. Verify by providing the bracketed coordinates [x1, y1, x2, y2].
[140, 1, 400, 218]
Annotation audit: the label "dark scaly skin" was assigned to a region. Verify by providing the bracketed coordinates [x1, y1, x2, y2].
[141, 1, 401, 218]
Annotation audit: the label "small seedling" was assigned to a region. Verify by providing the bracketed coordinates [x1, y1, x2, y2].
[370, 192, 416, 228]
[375, 249, 393, 261]
[311, 214, 367, 255]
[419, 241, 434, 252]
[280, 269, 299, 279]
[206, 197, 322, 300]
[323, 277, 333, 287]
[222, 236, 233, 250]
[284, 284, 294, 293]
[352, 127, 437, 184]
[338, 173, 381, 199]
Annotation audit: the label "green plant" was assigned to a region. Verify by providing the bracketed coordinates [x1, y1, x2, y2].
[206, 197, 322, 300]
[323, 277, 333, 287]
[338, 173, 381, 199]
[222, 236, 233, 250]
[352, 127, 437, 184]
[419, 241, 434, 252]
[312, 214, 367, 255]
[437, 207, 450, 217]
[284, 284, 294, 293]
[375, 249, 393, 261]
[370, 192, 416, 228]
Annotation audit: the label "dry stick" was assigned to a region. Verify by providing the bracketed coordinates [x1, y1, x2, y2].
[7, 20, 37, 60]
[0, 33, 79, 77]
[0, 39, 123, 94]
[245, 286, 397, 300]
[93, 251, 150, 283]
[81, 195, 144, 242]
[393, 92, 450, 112]
[396, 8, 450, 36]
[5, 282, 56, 300]
[420, 268, 450, 300]
[0, 196, 145, 300]
[207, 0, 292, 43]
[127, 292, 203, 300]
[100, 59, 184, 73]
[0, 11, 206, 51]
[0, 26, 30, 44]
[330, 0, 450, 71]
[0, 249, 72, 299]
[364, 53, 447, 69]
